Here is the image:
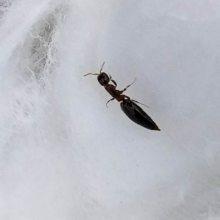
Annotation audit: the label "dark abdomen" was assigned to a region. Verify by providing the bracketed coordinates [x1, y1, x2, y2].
[120, 100, 160, 131]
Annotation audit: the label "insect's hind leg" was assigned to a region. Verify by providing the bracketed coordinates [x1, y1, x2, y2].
[106, 98, 115, 107]
[131, 99, 149, 108]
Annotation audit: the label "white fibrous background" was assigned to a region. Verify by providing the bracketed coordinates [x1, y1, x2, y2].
[0, 0, 220, 219]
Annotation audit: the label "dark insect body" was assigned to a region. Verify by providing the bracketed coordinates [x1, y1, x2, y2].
[84, 62, 160, 131]
[120, 99, 160, 131]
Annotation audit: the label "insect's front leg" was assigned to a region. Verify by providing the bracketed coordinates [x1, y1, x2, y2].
[109, 74, 117, 87]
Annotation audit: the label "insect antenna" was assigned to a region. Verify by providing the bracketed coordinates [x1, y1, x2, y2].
[84, 73, 99, 77]
[100, 61, 105, 73]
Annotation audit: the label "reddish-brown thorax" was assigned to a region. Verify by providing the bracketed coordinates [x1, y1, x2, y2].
[104, 84, 128, 102]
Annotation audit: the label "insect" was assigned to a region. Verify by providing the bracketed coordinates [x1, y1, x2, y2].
[84, 62, 144, 107]
[84, 62, 160, 131]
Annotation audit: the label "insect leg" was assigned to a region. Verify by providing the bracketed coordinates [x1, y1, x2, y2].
[122, 78, 136, 92]
[131, 99, 149, 108]
[106, 97, 115, 107]
[109, 74, 117, 86]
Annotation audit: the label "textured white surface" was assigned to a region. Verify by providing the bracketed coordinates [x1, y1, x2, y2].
[0, 0, 220, 219]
